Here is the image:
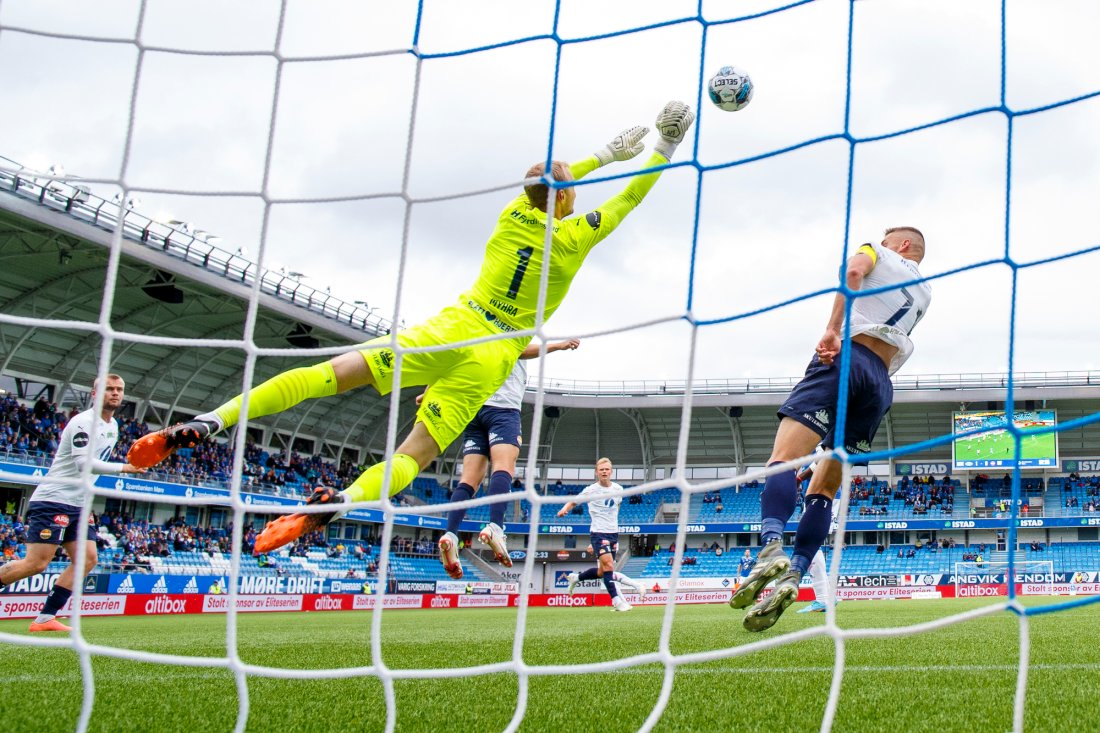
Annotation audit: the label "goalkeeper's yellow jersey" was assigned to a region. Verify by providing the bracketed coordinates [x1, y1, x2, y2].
[460, 152, 669, 333]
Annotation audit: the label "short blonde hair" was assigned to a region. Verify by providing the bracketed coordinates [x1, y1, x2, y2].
[524, 160, 572, 212]
[885, 226, 925, 261]
[596, 457, 613, 468]
[93, 373, 125, 392]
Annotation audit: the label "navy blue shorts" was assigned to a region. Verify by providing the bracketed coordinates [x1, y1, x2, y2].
[461, 405, 522, 457]
[26, 501, 96, 546]
[590, 532, 619, 559]
[778, 342, 893, 463]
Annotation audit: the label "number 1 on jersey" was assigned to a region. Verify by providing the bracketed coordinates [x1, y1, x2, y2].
[506, 246, 533, 300]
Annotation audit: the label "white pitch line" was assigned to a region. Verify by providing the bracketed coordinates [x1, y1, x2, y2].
[3, 660, 1098, 686]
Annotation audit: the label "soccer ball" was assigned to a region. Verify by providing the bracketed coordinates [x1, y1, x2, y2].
[708, 66, 753, 112]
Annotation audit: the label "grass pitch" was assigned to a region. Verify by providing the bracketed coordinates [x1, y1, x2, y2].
[1, 596, 1098, 732]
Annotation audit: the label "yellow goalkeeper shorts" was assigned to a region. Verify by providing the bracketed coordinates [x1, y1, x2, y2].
[358, 302, 528, 451]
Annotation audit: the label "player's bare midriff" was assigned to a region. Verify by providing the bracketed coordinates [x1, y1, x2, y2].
[852, 332, 897, 369]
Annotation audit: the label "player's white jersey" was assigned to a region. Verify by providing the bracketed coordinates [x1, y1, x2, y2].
[31, 408, 122, 507]
[577, 481, 623, 533]
[485, 359, 527, 410]
[849, 241, 932, 375]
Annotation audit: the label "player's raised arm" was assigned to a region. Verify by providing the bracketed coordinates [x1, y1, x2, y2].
[567, 101, 695, 253]
[570, 126, 650, 181]
[816, 244, 878, 365]
[519, 339, 580, 359]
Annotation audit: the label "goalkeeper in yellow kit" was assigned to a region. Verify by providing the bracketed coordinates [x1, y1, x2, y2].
[127, 101, 696, 553]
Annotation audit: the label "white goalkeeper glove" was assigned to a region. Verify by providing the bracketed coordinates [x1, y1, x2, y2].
[593, 125, 649, 167]
[653, 101, 695, 161]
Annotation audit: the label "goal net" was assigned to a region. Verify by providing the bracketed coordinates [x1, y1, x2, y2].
[0, 2, 1099, 733]
[953, 560, 1054, 599]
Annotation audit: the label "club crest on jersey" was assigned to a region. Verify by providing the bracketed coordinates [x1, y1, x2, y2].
[53, 514, 71, 527]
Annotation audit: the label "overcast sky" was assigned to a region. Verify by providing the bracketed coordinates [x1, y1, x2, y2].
[1, 0, 1098, 386]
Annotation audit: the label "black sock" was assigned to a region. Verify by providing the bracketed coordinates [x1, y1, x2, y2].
[446, 483, 474, 534]
[601, 572, 619, 599]
[578, 567, 600, 581]
[487, 471, 511, 527]
[760, 462, 798, 544]
[42, 584, 73, 617]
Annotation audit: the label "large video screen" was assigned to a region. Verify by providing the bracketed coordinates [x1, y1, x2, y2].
[952, 410, 1058, 470]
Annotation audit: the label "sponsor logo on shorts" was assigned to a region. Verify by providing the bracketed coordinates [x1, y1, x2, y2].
[488, 431, 501, 444]
[372, 351, 393, 379]
[814, 409, 830, 426]
[52, 515, 71, 527]
[427, 401, 442, 419]
[39, 529, 52, 540]
[72, 431, 89, 448]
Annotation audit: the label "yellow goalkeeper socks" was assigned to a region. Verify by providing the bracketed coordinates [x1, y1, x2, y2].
[211, 362, 338, 429]
[344, 454, 420, 503]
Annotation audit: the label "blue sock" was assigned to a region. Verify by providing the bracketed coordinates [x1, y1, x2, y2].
[446, 483, 474, 534]
[792, 494, 833, 576]
[42, 584, 72, 617]
[601, 571, 618, 599]
[487, 470, 511, 527]
[578, 567, 600, 581]
[760, 461, 797, 544]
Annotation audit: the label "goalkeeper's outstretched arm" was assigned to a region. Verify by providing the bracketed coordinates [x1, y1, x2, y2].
[569, 101, 696, 249]
[570, 124, 650, 180]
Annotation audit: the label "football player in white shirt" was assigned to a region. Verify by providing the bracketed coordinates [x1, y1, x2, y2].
[0, 374, 145, 632]
[436, 339, 579, 579]
[734, 227, 931, 632]
[557, 457, 633, 611]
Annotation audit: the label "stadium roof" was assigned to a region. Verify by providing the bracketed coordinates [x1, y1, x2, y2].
[3, 158, 1100, 471]
[0, 159, 417, 462]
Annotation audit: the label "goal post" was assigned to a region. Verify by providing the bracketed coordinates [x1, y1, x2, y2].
[953, 560, 1054, 598]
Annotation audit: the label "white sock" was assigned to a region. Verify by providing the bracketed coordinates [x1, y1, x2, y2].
[34, 613, 55, 624]
[810, 549, 830, 604]
[194, 412, 225, 433]
[614, 571, 638, 591]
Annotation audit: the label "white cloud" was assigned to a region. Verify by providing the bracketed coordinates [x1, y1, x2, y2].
[1, 0, 1097, 384]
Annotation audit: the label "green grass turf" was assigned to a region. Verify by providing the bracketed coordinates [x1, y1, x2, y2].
[954, 431, 1056, 464]
[1, 596, 1098, 732]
